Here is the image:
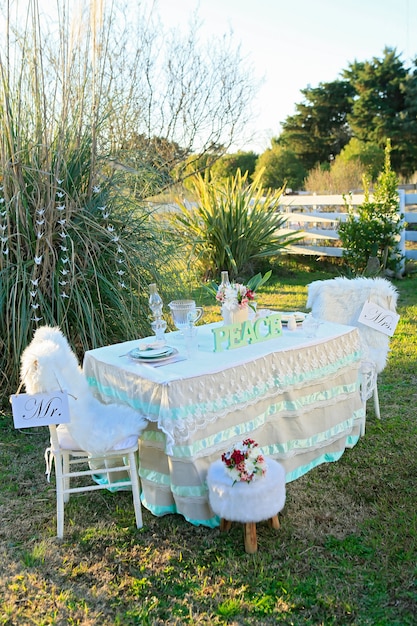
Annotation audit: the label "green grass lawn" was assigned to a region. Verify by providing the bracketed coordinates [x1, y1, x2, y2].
[1, 266, 416, 625]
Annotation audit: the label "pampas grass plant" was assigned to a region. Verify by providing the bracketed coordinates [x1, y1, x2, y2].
[0, 1, 177, 397]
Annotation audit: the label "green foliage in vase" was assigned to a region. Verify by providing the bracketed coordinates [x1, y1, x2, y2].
[338, 141, 403, 275]
[170, 169, 301, 279]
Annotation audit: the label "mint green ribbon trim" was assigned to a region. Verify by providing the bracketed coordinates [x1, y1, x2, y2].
[140, 495, 220, 528]
[182, 514, 220, 528]
[261, 417, 355, 457]
[86, 376, 161, 419]
[140, 429, 167, 443]
[167, 355, 361, 422]
[140, 467, 208, 497]
[285, 439, 359, 482]
[86, 348, 361, 424]
[171, 483, 208, 497]
[171, 394, 360, 459]
[140, 495, 177, 516]
[140, 467, 171, 486]
[91, 474, 132, 492]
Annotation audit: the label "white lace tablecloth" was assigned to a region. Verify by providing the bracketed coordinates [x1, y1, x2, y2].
[83, 321, 364, 527]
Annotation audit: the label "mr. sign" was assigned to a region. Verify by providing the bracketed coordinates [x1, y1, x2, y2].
[11, 391, 70, 429]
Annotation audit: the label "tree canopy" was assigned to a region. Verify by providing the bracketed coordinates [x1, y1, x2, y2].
[276, 48, 417, 179]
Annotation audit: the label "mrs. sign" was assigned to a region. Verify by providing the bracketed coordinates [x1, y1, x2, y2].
[358, 302, 400, 337]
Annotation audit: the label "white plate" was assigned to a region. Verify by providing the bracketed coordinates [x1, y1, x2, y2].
[135, 345, 173, 358]
[128, 346, 177, 362]
[280, 312, 306, 323]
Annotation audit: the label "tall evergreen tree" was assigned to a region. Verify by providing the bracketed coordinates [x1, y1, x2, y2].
[343, 47, 417, 177]
[276, 48, 417, 179]
[278, 80, 354, 171]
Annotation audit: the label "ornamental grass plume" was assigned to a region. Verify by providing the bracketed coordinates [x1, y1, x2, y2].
[0, 1, 171, 398]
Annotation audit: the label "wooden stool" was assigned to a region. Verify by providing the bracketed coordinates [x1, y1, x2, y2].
[207, 458, 286, 554]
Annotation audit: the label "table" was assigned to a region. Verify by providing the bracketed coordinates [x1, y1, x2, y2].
[83, 319, 364, 528]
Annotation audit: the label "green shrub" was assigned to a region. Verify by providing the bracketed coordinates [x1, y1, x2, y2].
[338, 141, 403, 275]
[170, 169, 301, 279]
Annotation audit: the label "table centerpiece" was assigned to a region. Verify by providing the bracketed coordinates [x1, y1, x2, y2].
[208, 270, 271, 325]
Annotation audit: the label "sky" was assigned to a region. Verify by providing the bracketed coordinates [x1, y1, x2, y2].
[151, 0, 417, 152]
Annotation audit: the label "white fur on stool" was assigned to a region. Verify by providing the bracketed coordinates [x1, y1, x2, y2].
[207, 458, 286, 523]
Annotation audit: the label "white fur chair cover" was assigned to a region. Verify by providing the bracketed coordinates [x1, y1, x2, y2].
[207, 458, 286, 523]
[306, 277, 398, 373]
[20, 326, 148, 455]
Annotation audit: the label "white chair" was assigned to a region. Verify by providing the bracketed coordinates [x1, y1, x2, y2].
[20, 325, 148, 538]
[46, 424, 142, 539]
[306, 277, 398, 423]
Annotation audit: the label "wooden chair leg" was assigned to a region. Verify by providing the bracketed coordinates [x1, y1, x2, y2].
[268, 514, 280, 530]
[243, 522, 257, 554]
[220, 518, 232, 532]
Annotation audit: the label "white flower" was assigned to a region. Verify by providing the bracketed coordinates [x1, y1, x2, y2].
[221, 438, 267, 484]
[36, 219, 45, 226]
[93, 185, 101, 193]
[34, 255, 43, 265]
[2, 247, 8, 255]
[60, 292, 70, 298]
[31, 316, 43, 322]
[56, 191, 65, 198]
[36, 231, 43, 239]
[31, 278, 39, 286]
[36, 208, 45, 215]
[56, 205, 65, 212]
[30, 291, 37, 298]
[60, 269, 68, 275]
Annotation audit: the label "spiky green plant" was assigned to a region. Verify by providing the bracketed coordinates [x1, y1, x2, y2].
[171, 169, 301, 279]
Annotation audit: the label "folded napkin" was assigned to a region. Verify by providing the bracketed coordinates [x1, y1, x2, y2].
[138, 340, 166, 351]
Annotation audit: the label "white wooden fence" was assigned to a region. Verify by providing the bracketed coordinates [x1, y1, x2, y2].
[277, 189, 417, 265]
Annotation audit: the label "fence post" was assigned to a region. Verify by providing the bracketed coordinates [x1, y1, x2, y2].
[398, 188, 406, 276]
